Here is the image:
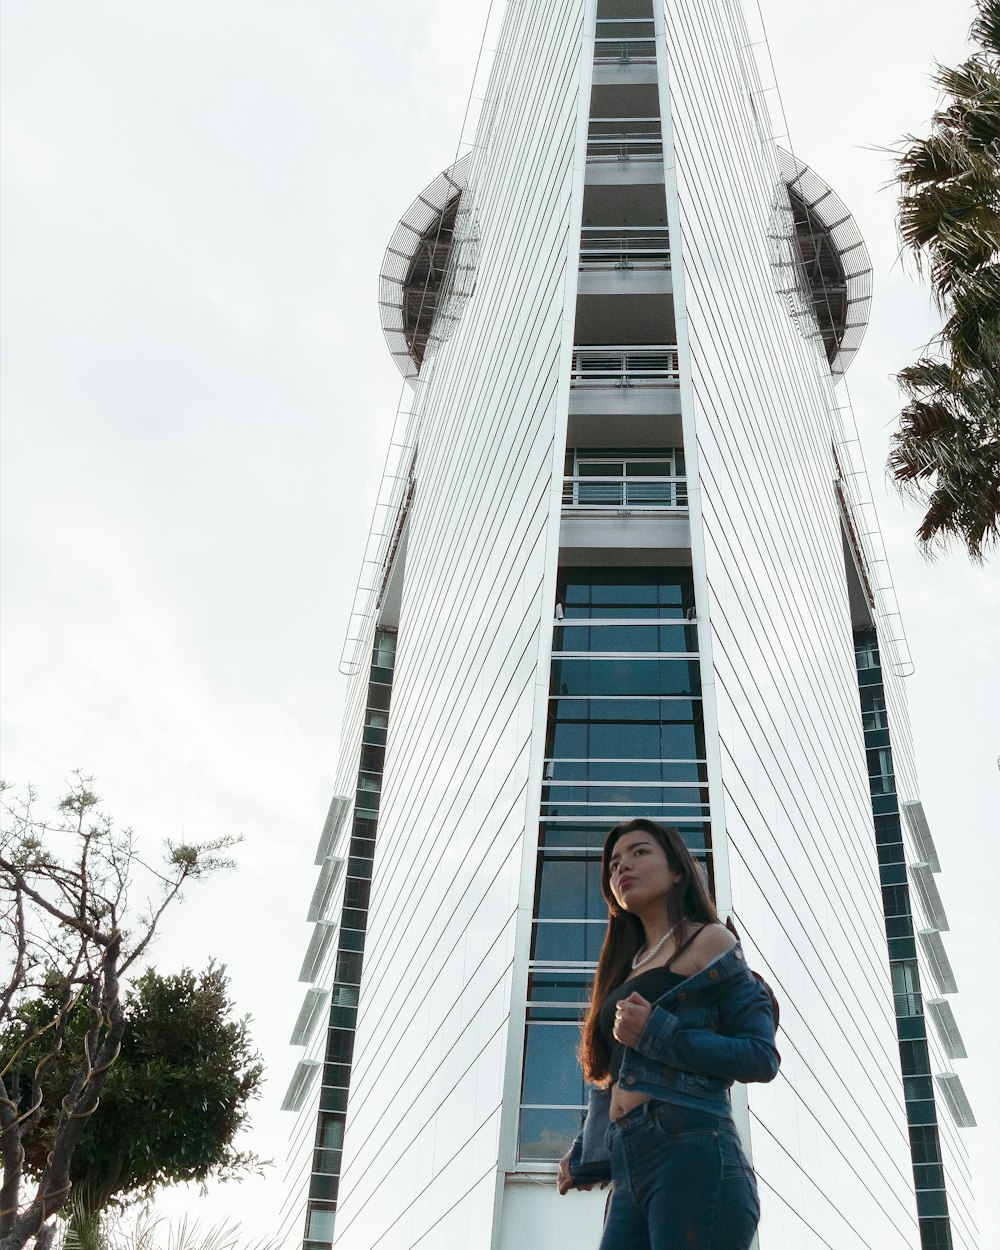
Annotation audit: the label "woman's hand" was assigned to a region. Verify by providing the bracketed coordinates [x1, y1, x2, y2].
[556, 1153, 576, 1194]
[613, 991, 652, 1048]
[557, 1152, 597, 1194]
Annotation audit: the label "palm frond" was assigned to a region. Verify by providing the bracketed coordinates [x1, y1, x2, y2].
[972, 0, 1000, 61]
[934, 58, 1000, 112]
[945, 264, 1000, 368]
[890, 354, 1000, 559]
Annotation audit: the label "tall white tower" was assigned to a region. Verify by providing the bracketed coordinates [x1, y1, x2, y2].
[281, 2, 975, 1248]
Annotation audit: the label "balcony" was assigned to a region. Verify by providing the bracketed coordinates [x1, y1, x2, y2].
[594, 18, 656, 64]
[571, 345, 679, 387]
[563, 474, 687, 510]
[587, 117, 662, 162]
[580, 227, 670, 270]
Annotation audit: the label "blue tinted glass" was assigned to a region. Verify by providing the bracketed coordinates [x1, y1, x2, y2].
[539, 821, 612, 848]
[521, 1024, 586, 1106]
[542, 802, 709, 823]
[526, 971, 591, 1021]
[543, 783, 706, 808]
[536, 853, 605, 919]
[518, 1108, 586, 1162]
[550, 659, 701, 697]
[532, 920, 604, 961]
[555, 624, 694, 652]
[546, 760, 705, 783]
[550, 718, 588, 757]
[559, 568, 694, 618]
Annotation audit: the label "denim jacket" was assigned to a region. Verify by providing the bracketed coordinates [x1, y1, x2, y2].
[567, 943, 779, 1186]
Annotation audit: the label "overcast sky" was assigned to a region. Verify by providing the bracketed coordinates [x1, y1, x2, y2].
[2, 1, 997, 1245]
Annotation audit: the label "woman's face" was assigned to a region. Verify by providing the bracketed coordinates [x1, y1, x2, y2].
[607, 830, 680, 912]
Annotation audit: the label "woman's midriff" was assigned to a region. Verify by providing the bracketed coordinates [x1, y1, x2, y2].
[610, 1083, 655, 1120]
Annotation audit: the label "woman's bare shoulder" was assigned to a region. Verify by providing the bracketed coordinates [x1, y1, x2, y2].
[694, 922, 737, 961]
[674, 922, 736, 975]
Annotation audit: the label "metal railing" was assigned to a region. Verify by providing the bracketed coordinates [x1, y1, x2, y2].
[580, 227, 670, 269]
[571, 345, 680, 387]
[595, 18, 656, 63]
[562, 475, 688, 509]
[587, 117, 662, 162]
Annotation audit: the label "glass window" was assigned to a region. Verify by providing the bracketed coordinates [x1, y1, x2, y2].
[909, 1125, 942, 1164]
[550, 658, 701, 698]
[371, 630, 396, 669]
[913, 1161, 945, 1190]
[324, 1029, 355, 1064]
[559, 567, 695, 618]
[531, 920, 606, 962]
[918, 1217, 954, 1250]
[523, 566, 709, 1165]
[881, 885, 911, 917]
[518, 969, 594, 1162]
[305, 1208, 336, 1242]
[866, 746, 895, 795]
[916, 1191, 949, 1219]
[518, 1108, 585, 1162]
[899, 1039, 931, 1076]
[549, 697, 704, 762]
[535, 851, 605, 919]
[862, 691, 888, 732]
[892, 960, 923, 1015]
[343, 878, 371, 910]
[853, 631, 880, 670]
[545, 758, 706, 784]
[323, 1061, 352, 1089]
[905, 1075, 934, 1102]
[555, 623, 694, 653]
[525, 970, 592, 1019]
[874, 813, 902, 844]
[332, 984, 359, 1008]
[522, 1024, 587, 1106]
[314, 1112, 345, 1175]
[335, 950, 363, 985]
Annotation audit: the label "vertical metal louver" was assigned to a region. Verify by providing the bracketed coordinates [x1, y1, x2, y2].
[909, 862, 949, 931]
[315, 795, 352, 865]
[918, 928, 958, 995]
[281, 1059, 320, 1112]
[307, 856, 346, 923]
[901, 800, 941, 872]
[289, 987, 331, 1048]
[926, 998, 967, 1060]
[299, 919, 339, 984]
[935, 1072, 976, 1128]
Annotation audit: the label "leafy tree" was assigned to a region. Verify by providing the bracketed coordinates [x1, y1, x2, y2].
[0, 776, 239, 1250]
[6, 966, 264, 1236]
[891, 0, 1000, 559]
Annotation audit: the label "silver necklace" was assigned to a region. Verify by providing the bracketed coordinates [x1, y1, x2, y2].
[632, 923, 678, 970]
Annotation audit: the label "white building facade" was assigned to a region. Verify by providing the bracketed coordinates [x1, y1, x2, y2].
[280, 1, 976, 1248]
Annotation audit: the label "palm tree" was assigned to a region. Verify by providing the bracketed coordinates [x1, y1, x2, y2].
[890, 358, 1000, 558]
[891, 0, 1000, 559]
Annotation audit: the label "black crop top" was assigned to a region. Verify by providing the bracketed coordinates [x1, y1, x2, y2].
[600, 966, 687, 1085]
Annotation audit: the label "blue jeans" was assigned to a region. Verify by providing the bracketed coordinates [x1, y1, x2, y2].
[599, 1101, 760, 1250]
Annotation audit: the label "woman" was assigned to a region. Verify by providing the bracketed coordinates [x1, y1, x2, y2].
[556, 818, 779, 1250]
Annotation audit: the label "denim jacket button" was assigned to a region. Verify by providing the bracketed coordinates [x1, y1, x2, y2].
[734, 950, 744, 960]
[709, 970, 719, 979]
[678, 992, 686, 1001]
[624, 1075, 636, 1086]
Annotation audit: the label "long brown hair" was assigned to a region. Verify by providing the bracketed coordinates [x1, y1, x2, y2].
[579, 818, 719, 1085]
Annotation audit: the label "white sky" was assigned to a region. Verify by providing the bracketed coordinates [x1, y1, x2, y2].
[1, 1, 997, 1246]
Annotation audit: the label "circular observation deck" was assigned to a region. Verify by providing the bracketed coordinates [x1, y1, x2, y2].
[379, 154, 472, 381]
[779, 151, 872, 375]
